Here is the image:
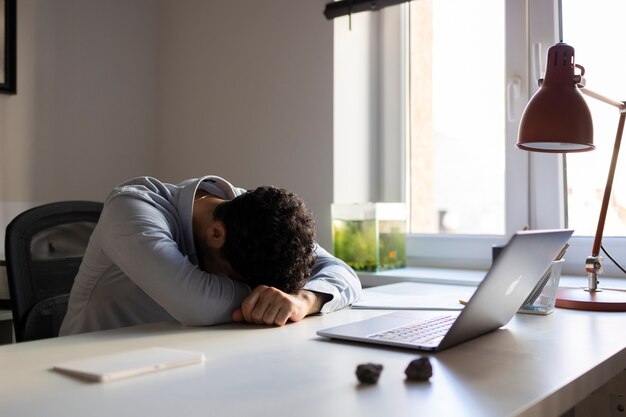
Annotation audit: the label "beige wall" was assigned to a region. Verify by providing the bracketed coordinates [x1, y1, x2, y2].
[0, 0, 334, 247]
[0, 0, 158, 202]
[156, 0, 334, 246]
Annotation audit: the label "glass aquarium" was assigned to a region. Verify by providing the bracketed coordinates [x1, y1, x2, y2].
[332, 203, 407, 272]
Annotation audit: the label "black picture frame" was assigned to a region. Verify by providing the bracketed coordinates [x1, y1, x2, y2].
[0, 0, 16, 94]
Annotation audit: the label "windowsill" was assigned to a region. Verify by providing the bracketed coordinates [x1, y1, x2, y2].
[357, 267, 484, 288]
[358, 267, 626, 289]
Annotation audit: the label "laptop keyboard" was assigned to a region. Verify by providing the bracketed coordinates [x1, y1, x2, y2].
[368, 315, 456, 344]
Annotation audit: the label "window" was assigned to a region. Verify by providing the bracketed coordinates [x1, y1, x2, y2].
[408, 0, 505, 236]
[333, 0, 626, 277]
[403, 0, 536, 270]
[408, 0, 626, 274]
[562, 0, 626, 238]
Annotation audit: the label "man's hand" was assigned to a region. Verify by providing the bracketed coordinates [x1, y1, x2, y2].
[232, 285, 329, 326]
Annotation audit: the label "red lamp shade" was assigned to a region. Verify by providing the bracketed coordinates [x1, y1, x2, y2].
[517, 43, 595, 153]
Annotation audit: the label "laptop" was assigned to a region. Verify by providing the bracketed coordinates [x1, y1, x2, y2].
[317, 229, 573, 352]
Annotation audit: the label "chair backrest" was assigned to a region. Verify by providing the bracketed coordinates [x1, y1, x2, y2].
[5, 201, 103, 342]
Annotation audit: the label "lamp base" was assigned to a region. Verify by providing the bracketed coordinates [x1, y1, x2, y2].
[556, 288, 626, 311]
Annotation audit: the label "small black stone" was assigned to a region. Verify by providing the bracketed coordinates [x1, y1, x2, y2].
[404, 357, 432, 381]
[355, 363, 383, 384]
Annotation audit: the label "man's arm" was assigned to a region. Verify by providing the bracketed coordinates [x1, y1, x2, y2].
[233, 244, 361, 325]
[302, 244, 362, 313]
[101, 196, 251, 326]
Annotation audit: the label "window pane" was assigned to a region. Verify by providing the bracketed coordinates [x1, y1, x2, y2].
[563, 0, 626, 237]
[408, 0, 505, 234]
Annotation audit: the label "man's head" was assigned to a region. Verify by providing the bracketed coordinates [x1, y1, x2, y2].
[210, 186, 316, 293]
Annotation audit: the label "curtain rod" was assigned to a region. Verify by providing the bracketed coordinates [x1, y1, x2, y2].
[323, 0, 412, 20]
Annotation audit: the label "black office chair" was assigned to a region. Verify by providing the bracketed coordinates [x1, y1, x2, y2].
[5, 201, 103, 342]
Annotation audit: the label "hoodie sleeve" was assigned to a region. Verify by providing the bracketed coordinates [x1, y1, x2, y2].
[99, 195, 251, 326]
[302, 244, 363, 313]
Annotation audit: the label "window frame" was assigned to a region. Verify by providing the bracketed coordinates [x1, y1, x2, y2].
[333, 0, 626, 279]
[403, 0, 542, 270]
[402, 0, 621, 278]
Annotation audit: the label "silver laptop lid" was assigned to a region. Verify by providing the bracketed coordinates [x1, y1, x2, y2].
[437, 229, 573, 350]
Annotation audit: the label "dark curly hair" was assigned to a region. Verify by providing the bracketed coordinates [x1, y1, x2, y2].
[213, 186, 316, 293]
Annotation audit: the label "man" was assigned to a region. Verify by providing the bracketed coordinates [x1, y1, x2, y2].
[60, 175, 361, 335]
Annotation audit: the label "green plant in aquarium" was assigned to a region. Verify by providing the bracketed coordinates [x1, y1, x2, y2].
[333, 219, 406, 272]
[332, 219, 378, 271]
[378, 220, 406, 270]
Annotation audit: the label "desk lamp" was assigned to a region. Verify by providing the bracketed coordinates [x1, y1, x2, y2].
[517, 42, 626, 311]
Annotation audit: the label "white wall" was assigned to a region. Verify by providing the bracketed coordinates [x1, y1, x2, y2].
[156, 0, 334, 247]
[333, 12, 379, 205]
[0, 0, 158, 202]
[0, 0, 335, 247]
[333, 7, 405, 205]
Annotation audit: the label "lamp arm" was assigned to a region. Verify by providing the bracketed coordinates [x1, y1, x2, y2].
[586, 110, 626, 292]
[579, 87, 626, 111]
[591, 112, 626, 258]
[577, 86, 626, 259]
[577, 86, 625, 256]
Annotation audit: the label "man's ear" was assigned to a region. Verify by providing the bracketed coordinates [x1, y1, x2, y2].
[206, 222, 226, 249]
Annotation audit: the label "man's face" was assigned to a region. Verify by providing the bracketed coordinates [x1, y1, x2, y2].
[193, 193, 227, 263]
[192, 192, 246, 283]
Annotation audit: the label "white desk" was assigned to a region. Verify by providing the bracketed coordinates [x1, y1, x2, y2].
[1, 283, 625, 417]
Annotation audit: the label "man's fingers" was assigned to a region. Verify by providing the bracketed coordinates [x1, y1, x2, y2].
[232, 308, 243, 322]
[242, 285, 280, 324]
[273, 307, 291, 326]
[240, 286, 264, 322]
[262, 302, 281, 325]
[238, 285, 304, 326]
[250, 298, 272, 323]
